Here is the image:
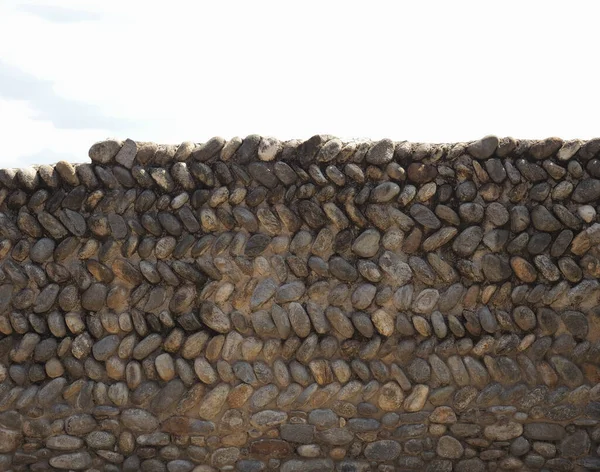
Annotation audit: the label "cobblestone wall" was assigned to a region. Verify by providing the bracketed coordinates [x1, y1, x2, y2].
[0, 135, 600, 471]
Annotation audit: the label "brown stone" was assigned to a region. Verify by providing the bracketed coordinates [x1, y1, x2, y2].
[249, 439, 293, 457]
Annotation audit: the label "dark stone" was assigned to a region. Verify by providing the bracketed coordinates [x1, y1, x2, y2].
[523, 423, 566, 441]
[482, 254, 512, 282]
[573, 179, 600, 202]
[407, 162, 437, 183]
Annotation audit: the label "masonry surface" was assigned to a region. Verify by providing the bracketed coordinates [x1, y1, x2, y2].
[0, 135, 599, 471]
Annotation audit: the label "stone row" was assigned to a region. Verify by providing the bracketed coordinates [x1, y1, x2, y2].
[0, 279, 594, 335]
[83, 135, 600, 168]
[2, 390, 600, 470]
[2, 180, 600, 297]
[2, 327, 598, 393]
[5, 191, 600, 273]
[1, 363, 599, 415]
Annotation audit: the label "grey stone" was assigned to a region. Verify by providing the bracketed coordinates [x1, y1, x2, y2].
[364, 440, 402, 461]
[453, 227, 483, 257]
[436, 435, 464, 459]
[281, 459, 334, 472]
[49, 452, 92, 470]
[523, 423, 566, 441]
[352, 229, 381, 258]
[120, 409, 159, 433]
[467, 135, 498, 159]
[280, 424, 315, 443]
[573, 179, 600, 202]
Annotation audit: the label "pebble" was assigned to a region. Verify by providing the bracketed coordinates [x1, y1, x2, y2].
[453, 227, 482, 256]
[363, 440, 402, 461]
[404, 385, 429, 412]
[524, 423, 566, 441]
[436, 435, 464, 459]
[573, 178, 600, 202]
[351, 229, 381, 258]
[482, 254, 512, 282]
[49, 452, 92, 470]
[410, 204, 441, 229]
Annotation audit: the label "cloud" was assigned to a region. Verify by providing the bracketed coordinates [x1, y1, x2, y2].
[15, 3, 101, 23]
[0, 60, 135, 131]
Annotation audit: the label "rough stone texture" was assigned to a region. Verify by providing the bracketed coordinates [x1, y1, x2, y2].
[0, 135, 599, 470]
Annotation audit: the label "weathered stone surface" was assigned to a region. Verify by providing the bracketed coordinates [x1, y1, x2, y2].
[524, 423, 566, 441]
[436, 435, 464, 459]
[0, 427, 21, 453]
[484, 421, 523, 441]
[120, 409, 159, 433]
[49, 452, 92, 470]
[2, 135, 600, 469]
[364, 440, 402, 461]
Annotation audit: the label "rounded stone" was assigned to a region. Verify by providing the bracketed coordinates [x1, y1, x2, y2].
[364, 440, 401, 461]
[378, 382, 404, 411]
[351, 229, 381, 258]
[436, 435, 464, 459]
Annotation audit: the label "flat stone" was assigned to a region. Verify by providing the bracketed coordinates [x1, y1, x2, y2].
[250, 410, 288, 429]
[280, 424, 315, 444]
[120, 409, 159, 433]
[275, 281, 306, 303]
[281, 459, 334, 472]
[524, 423, 566, 441]
[315, 427, 353, 446]
[364, 440, 402, 461]
[484, 421, 523, 441]
[410, 204, 441, 230]
[49, 452, 92, 470]
[46, 435, 84, 451]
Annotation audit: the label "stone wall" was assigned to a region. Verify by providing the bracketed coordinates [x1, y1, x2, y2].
[0, 134, 599, 471]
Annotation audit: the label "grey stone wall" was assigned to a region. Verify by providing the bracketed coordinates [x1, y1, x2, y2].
[0, 134, 599, 471]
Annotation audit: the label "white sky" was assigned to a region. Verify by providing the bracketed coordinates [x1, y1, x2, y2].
[1, 0, 599, 168]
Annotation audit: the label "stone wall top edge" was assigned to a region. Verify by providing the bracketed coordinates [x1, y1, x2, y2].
[0, 134, 598, 193]
[4, 135, 600, 172]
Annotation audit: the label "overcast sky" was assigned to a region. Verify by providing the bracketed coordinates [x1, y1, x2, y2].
[1, 0, 599, 168]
